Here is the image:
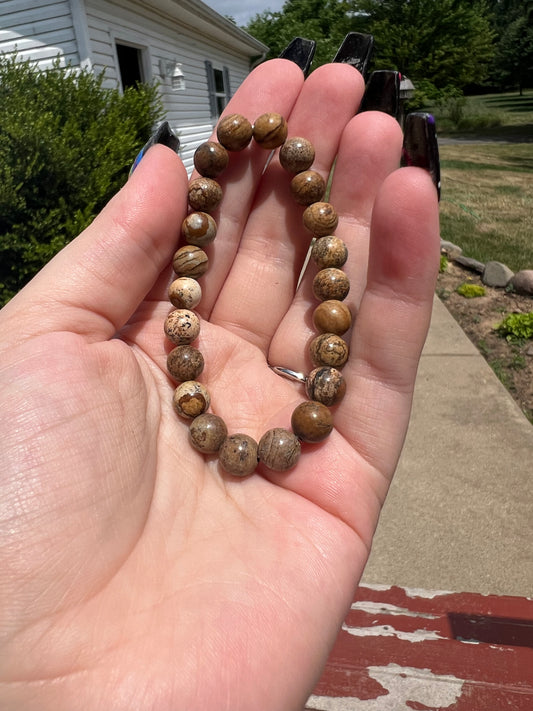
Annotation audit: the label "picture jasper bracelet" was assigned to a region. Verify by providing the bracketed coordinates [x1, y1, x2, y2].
[164, 112, 352, 477]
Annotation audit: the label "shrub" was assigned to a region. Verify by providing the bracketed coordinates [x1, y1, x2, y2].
[0, 54, 164, 305]
[495, 312, 533, 342]
[456, 283, 486, 298]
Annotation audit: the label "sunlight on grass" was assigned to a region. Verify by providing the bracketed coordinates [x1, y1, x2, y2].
[439, 143, 533, 272]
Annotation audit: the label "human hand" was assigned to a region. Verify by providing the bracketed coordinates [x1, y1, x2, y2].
[0, 58, 439, 710]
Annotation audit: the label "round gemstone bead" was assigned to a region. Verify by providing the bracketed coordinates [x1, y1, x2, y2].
[173, 245, 209, 279]
[290, 170, 326, 206]
[313, 300, 351, 335]
[312, 268, 350, 301]
[291, 401, 333, 443]
[258, 428, 301, 471]
[309, 333, 349, 368]
[164, 309, 201, 345]
[217, 113, 253, 151]
[306, 367, 346, 406]
[194, 141, 229, 178]
[219, 434, 259, 477]
[189, 413, 228, 453]
[181, 212, 217, 247]
[188, 177, 222, 212]
[279, 137, 315, 174]
[253, 112, 288, 149]
[167, 345, 204, 381]
[303, 202, 339, 236]
[311, 235, 348, 269]
[172, 381, 210, 419]
[168, 277, 202, 310]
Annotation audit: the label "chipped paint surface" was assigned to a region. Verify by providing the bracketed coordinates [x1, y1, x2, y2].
[342, 623, 443, 643]
[307, 664, 464, 709]
[307, 584, 533, 709]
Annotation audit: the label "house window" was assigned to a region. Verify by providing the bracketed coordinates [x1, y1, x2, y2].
[205, 61, 231, 119]
[116, 43, 144, 89]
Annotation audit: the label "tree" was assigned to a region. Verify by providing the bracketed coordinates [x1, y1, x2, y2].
[246, 0, 358, 67]
[357, 0, 495, 91]
[487, 0, 533, 91]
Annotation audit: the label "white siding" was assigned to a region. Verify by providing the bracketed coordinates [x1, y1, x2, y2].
[0, 0, 78, 67]
[85, 0, 255, 172]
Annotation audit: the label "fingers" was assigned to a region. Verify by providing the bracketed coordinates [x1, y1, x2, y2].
[2, 146, 188, 343]
[210, 63, 364, 350]
[268, 109, 404, 370]
[337, 167, 440, 479]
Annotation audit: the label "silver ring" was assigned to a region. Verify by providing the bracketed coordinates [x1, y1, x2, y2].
[269, 366, 307, 383]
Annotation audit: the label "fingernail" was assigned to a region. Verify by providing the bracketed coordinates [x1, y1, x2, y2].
[279, 37, 316, 77]
[401, 112, 441, 200]
[359, 70, 401, 120]
[129, 121, 180, 176]
[332, 33, 374, 79]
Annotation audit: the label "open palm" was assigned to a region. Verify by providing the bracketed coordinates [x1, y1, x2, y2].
[0, 60, 439, 710]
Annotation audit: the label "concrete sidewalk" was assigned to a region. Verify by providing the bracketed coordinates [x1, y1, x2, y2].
[361, 296, 533, 598]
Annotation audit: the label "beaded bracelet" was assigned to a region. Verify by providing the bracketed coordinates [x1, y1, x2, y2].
[164, 112, 352, 477]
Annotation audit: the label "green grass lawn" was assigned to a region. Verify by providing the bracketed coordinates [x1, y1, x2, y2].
[436, 90, 533, 271]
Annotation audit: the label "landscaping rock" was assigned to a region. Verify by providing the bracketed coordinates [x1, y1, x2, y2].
[482, 261, 514, 288]
[453, 255, 485, 273]
[440, 240, 463, 259]
[510, 270, 533, 296]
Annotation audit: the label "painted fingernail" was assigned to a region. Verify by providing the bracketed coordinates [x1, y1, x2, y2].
[401, 112, 441, 200]
[360, 70, 401, 120]
[332, 32, 374, 79]
[279, 37, 316, 76]
[129, 121, 180, 176]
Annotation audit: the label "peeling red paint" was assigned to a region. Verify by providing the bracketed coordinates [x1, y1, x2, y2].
[307, 585, 533, 709]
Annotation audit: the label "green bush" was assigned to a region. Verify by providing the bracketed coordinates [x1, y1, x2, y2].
[495, 312, 533, 342]
[0, 54, 164, 305]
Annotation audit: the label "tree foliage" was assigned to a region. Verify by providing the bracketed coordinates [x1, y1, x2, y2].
[0, 55, 163, 304]
[246, 0, 358, 67]
[487, 0, 533, 91]
[246, 0, 496, 94]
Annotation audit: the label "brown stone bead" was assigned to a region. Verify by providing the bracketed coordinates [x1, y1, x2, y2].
[181, 212, 217, 247]
[173, 245, 209, 279]
[168, 277, 202, 310]
[258, 428, 301, 471]
[217, 113, 253, 151]
[252, 112, 288, 149]
[219, 434, 258, 477]
[188, 177, 222, 212]
[167, 345, 204, 382]
[291, 401, 333, 443]
[172, 381, 210, 419]
[313, 300, 351, 335]
[189, 413, 227, 453]
[311, 235, 348, 269]
[194, 141, 229, 178]
[303, 202, 339, 237]
[279, 136, 315, 174]
[312, 268, 350, 302]
[290, 170, 326, 206]
[309, 333, 349, 369]
[164, 309, 201, 345]
[306, 367, 346, 407]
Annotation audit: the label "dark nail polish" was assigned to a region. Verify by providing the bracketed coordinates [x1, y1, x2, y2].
[129, 121, 180, 176]
[333, 33, 374, 79]
[401, 113, 441, 200]
[279, 37, 316, 77]
[360, 70, 401, 120]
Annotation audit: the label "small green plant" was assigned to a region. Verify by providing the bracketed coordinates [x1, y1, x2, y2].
[439, 255, 448, 273]
[495, 312, 533, 342]
[456, 283, 486, 298]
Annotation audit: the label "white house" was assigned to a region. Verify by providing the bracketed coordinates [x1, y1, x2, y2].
[0, 0, 268, 171]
